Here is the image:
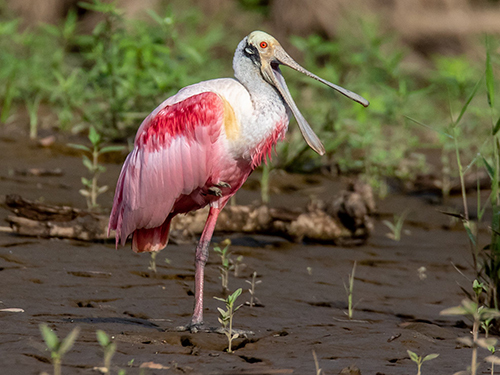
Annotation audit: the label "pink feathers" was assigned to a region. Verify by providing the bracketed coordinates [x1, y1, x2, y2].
[109, 92, 226, 251]
[136, 92, 223, 150]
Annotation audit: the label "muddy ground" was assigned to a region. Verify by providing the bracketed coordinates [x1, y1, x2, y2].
[0, 131, 484, 374]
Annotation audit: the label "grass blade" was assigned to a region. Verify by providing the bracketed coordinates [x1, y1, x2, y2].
[486, 36, 495, 108]
[493, 116, 500, 136]
[405, 116, 453, 139]
[454, 75, 483, 127]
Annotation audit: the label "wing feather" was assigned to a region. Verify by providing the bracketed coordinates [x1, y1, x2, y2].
[109, 92, 226, 246]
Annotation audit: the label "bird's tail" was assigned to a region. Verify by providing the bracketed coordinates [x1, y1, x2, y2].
[132, 218, 172, 253]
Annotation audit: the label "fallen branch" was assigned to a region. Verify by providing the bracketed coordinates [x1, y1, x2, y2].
[2, 182, 374, 245]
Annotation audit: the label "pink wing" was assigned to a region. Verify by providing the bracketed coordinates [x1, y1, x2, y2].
[109, 92, 226, 249]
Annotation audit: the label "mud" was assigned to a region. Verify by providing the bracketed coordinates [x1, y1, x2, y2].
[0, 132, 481, 374]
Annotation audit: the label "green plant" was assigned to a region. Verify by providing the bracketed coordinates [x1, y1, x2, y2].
[96, 330, 117, 374]
[245, 271, 261, 308]
[343, 261, 357, 319]
[39, 324, 80, 375]
[214, 288, 243, 353]
[441, 297, 500, 375]
[68, 126, 124, 210]
[407, 350, 439, 375]
[213, 239, 232, 293]
[382, 209, 409, 241]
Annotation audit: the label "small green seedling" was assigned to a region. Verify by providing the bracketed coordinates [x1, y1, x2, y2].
[382, 209, 409, 241]
[39, 324, 80, 375]
[96, 330, 117, 374]
[213, 239, 232, 293]
[68, 126, 124, 211]
[245, 271, 262, 308]
[407, 350, 439, 375]
[343, 261, 357, 319]
[214, 288, 243, 353]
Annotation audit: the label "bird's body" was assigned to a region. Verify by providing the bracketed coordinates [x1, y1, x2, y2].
[109, 31, 368, 330]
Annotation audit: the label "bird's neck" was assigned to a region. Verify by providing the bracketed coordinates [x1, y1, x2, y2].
[233, 72, 289, 167]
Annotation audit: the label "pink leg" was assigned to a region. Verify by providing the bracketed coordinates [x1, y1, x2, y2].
[190, 206, 221, 327]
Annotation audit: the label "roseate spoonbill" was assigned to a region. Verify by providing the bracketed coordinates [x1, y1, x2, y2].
[109, 30, 368, 331]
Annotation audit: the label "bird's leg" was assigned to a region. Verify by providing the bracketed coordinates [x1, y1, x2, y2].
[176, 206, 221, 333]
[207, 181, 231, 197]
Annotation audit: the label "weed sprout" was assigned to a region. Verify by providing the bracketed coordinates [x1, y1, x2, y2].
[214, 288, 243, 353]
[407, 350, 439, 375]
[39, 324, 80, 375]
[68, 126, 124, 211]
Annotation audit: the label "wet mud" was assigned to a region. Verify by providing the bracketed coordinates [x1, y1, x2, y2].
[0, 133, 480, 374]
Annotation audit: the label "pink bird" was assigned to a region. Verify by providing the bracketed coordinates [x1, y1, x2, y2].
[109, 30, 368, 331]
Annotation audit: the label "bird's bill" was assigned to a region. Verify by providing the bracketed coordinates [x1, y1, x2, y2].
[263, 62, 326, 155]
[261, 45, 369, 156]
[274, 47, 370, 108]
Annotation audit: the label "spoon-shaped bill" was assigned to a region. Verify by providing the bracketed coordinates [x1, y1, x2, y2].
[274, 47, 370, 108]
[262, 63, 326, 155]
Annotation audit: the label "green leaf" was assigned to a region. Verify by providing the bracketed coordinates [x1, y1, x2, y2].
[493, 116, 500, 136]
[486, 42, 495, 108]
[405, 116, 453, 139]
[463, 221, 477, 247]
[68, 143, 91, 153]
[483, 156, 495, 180]
[99, 145, 125, 154]
[453, 75, 482, 128]
[407, 350, 419, 363]
[96, 330, 110, 347]
[422, 353, 439, 362]
[40, 324, 59, 351]
[59, 327, 80, 355]
[88, 126, 100, 146]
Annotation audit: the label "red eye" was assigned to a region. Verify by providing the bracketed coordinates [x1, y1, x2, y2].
[260, 41, 268, 49]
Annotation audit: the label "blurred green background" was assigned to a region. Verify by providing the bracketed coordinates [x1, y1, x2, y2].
[1, 0, 499, 197]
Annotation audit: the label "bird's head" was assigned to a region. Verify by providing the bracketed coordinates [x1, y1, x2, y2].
[237, 30, 369, 156]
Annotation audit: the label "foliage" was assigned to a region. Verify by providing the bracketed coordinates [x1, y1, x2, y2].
[39, 324, 80, 375]
[382, 209, 409, 241]
[96, 330, 117, 374]
[441, 296, 500, 375]
[245, 271, 262, 308]
[214, 288, 243, 353]
[213, 239, 233, 293]
[407, 350, 439, 375]
[68, 126, 124, 210]
[343, 261, 357, 319]
[0, 0, 225, 139]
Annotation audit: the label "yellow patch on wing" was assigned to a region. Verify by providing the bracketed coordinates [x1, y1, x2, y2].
[220, 97, 240, 140]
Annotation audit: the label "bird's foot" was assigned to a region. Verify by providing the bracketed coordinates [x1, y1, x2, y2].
[207, 181, 231, 197]
[173, 322, 210, 333]
[172, 323, 253, 337]
[213, 327, 254, 338]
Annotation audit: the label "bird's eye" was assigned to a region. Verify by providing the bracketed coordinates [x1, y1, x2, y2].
[260, 41, 268, 49]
